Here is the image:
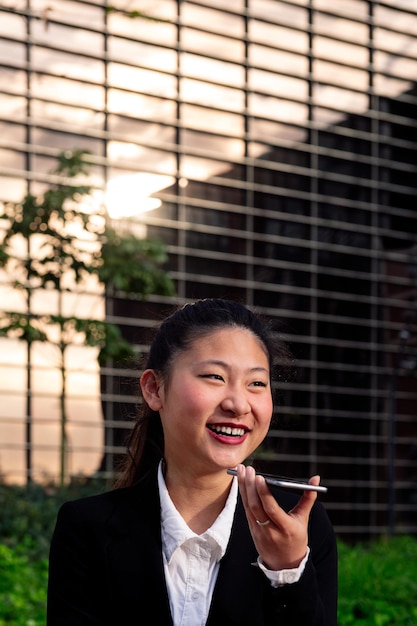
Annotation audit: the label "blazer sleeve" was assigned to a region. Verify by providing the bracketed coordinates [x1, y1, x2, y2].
[47, 498, 112, 626]
[264, 495, 338, 626]
[208, 492, 337, 626]
[47, 479, 173, 626]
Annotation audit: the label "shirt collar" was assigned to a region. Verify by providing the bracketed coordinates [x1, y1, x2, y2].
[158, 460, 238, 563]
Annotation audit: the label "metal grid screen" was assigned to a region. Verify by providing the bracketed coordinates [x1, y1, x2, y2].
[0, 0, 416, 540]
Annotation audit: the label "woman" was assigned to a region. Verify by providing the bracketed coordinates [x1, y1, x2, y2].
[47, 298, 338, 625]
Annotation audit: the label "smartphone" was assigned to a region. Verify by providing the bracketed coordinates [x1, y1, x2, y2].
[227, 468, 328, 493]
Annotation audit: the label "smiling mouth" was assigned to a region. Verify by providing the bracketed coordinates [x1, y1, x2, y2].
[207, 425, 248, 437]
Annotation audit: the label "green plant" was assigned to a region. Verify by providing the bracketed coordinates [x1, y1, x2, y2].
[0, 480, 105, 560]
[0, 480, 105, 625]
[105, 3, 166, 21]
[0, 150, 175, 484]
[338, 535, 417, 625]
[0, 543, 48, 626]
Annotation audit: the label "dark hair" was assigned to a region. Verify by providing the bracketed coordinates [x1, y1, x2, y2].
[114, 298, 293, 488]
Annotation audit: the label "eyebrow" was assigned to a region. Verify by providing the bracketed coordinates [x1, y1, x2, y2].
[197, 359, 269, 374]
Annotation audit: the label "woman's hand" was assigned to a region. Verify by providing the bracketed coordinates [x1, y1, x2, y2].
[236, 464, 319, 571]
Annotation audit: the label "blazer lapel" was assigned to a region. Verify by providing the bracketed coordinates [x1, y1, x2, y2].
[207, 497, 270, 626]
[104, 473, 174, 625]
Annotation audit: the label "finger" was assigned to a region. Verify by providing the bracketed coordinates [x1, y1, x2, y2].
[238, 465, 259, 508]
[253, 474, 292, 526]
[253, 473, 319, 526]
[236, 464, 250, 508]
[287, 475, 320, 520]
[237, 465, 269, 525]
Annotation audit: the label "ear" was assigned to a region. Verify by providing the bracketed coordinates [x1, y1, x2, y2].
[140, 369, 163, 411]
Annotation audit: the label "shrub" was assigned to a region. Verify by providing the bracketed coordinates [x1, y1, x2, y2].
[1, 482, 416, 624]
[338, 535, 417, 625]
[0, 479, 106, 560]
[0, 542, 48, 626]
[0, 480, 106, 625]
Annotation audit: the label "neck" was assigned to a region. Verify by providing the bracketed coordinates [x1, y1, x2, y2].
[163, 464, 233, 534]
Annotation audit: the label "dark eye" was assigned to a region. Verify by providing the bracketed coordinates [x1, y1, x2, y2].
[201, 374, 224, 381]
[251, 381, 268, 387]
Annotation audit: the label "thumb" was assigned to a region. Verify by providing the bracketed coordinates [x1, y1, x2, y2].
[290, 475, 320, 520]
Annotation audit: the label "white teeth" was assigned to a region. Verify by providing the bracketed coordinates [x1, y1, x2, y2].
[210, 425, 245, 437]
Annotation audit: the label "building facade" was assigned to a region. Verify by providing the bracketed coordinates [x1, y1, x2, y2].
[0, 0, 416, 539]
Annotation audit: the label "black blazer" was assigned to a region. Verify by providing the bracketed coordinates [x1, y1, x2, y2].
[47, 469, 338, 626]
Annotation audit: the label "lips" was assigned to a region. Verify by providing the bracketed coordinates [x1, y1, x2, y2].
[207, 424, 249, 438]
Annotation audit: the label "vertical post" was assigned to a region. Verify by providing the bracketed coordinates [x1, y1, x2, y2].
[25, 342, 32, 483]
[25, 0, 32, 484]
[387, 327, 409, 536]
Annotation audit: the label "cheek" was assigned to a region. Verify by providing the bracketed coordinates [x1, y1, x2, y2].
[182, 387, 215, 418]
[258, 394, 273, 423]
[163, 382, 212, 422]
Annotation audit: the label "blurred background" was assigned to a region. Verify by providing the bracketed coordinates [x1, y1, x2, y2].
[0, 0, 416, 545]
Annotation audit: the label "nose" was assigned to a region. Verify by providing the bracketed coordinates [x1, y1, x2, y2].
[220, 388, 251, 417]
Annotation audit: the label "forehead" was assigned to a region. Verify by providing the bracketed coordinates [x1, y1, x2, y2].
[182, 327, 269, 363]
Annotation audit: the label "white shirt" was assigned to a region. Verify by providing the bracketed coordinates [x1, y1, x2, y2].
[157, 462, 309, 626]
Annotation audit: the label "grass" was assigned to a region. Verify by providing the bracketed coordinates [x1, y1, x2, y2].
[0, 483, 416, 625]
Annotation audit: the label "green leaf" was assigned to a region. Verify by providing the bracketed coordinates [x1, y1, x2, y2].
[0, 313, 48, 343]
[0, 246, 9, 267]
[98, 228, 175, 297]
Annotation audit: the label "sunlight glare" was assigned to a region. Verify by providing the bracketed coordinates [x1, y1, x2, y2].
[105, 173, 174, 219]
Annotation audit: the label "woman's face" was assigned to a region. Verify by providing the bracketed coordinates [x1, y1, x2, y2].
[142, 327, 273, 478]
